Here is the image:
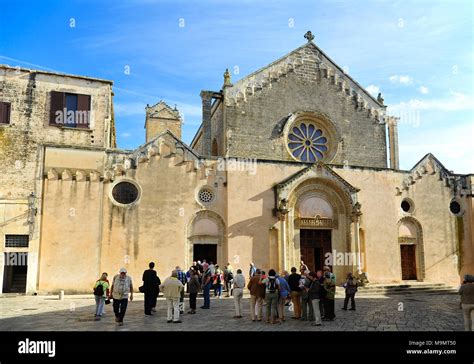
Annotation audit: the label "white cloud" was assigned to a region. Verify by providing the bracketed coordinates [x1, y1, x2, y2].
[121, 132, 132, 138]
[389, 75, 413, 85]
[387, 91, 474, 113]
[418, 86, 429, 94]
[399, 122, 474, 174]
[365, 84, 380, 96]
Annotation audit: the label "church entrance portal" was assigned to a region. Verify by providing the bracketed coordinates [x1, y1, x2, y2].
[300, 229, 331, 272]
[193, 244, 217, 264]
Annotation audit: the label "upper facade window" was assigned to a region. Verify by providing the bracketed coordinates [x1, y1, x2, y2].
[0, 102, 11, 124]
[288, 122, 328, 162]
[284, 111, 339, 163]
[50, 91, 90, 128]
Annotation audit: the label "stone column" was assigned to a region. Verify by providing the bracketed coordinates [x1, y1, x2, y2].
[200, 91, 213, 156]
[387, 117, 399, 170]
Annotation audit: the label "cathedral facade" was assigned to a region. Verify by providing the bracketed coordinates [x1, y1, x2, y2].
[0, 37, 472, 293]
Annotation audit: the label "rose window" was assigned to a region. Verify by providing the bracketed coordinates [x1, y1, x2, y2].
[287, 122, 328, 162]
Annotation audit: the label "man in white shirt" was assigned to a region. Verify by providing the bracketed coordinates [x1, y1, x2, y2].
[110, 267, 133, 326]
[233, 269, 246, 318]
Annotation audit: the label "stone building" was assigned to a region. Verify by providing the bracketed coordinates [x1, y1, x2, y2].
[0, 34, 472, 294]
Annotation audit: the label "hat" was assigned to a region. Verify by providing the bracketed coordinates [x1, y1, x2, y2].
[119, 267, 127, 273]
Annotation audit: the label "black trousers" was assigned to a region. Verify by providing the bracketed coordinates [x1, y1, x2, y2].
[343, 293, 356, 309]
[113, 298, 128, 322]
[323, 298, 335, 319]
[189, 292, 197, 310]
[144, 291, 157, 314]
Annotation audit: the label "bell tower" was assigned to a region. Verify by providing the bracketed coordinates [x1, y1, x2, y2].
[144, 101, 182, 142]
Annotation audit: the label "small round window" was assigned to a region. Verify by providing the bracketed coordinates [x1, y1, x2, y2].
[112, 181, 139, 205]
[449, 200, 462, 215]
[401, 199, 414, 213]
[197, 187, 215, 206]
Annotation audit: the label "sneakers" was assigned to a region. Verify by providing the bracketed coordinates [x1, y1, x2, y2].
[94, 315, 101, 321]
[173, 320, 182, 324]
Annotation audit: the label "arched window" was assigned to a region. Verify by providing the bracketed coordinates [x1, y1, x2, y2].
[211, 139, 218, 156]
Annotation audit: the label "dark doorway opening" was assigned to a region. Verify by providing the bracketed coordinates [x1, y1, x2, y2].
[400, 245, 417, 280]
[300, 229, 331, 272]
[193, 244, 217, 264]
[2, 253, 27, 293]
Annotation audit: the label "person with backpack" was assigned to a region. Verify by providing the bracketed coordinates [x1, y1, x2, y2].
[224, 264, 234, 297]
[142, 262, 161, 316]
[110, 268, 134, 326]
[342, 272, 358, 311]
[93, 272, 110, 321]
[261, 269, 280, 324]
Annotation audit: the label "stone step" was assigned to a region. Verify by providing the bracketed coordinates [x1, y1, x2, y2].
[355, 283, 458, 295]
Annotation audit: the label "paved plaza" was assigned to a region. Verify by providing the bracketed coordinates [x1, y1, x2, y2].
[0, 292, 465, 331]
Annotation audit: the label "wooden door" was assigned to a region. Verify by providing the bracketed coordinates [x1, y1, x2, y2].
[400, 245, 417, 280]
[300, 230, 331, 272]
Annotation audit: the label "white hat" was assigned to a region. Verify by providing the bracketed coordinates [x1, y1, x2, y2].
[119, 267, 127, 273]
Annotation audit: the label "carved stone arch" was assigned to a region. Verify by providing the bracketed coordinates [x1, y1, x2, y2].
[285, 177, 354, 280]
[398, 216, 425, 280]
[186, 210, 227, 268]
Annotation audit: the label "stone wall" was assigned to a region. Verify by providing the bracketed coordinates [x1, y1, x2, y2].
[222, 45, 387, 168]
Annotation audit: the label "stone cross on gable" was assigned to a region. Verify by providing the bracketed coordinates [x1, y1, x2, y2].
[304, 31, 315, 42]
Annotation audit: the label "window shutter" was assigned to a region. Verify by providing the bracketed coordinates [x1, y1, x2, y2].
[50, 92, 65, 125]
[0, 102, 5, 123]
[0, 102, 10, 124]
[77, 94, 91, 128]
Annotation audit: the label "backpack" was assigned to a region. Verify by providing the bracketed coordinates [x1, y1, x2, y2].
[267, 278, 278, 293]
[93, 281, 104, 296]
[226, 271, 234, 281]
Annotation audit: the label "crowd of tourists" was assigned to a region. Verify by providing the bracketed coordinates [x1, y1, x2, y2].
[91, 260, 361, 327]
[91, 261, 474, 331]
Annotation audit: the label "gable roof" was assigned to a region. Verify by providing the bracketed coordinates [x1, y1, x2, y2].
[144, 100, 181, 128]
[225, 41, 384, 109]
[276, 161, 360, 193]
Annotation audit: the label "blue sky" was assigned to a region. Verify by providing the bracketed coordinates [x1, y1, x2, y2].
[1, 0, 472, 173]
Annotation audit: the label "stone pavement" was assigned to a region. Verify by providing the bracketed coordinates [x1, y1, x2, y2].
[0, 292, 465, 331]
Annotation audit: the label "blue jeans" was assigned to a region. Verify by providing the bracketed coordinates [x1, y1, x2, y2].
[94, 295, 105, 316]
[202, 283, 211, 308]
[215, 285, 222, 297]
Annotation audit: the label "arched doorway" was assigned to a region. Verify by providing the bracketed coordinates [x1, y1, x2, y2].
[187, 211, 226, 267]
[398, 217, 425, 281]
[296, 194, 334, 273]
